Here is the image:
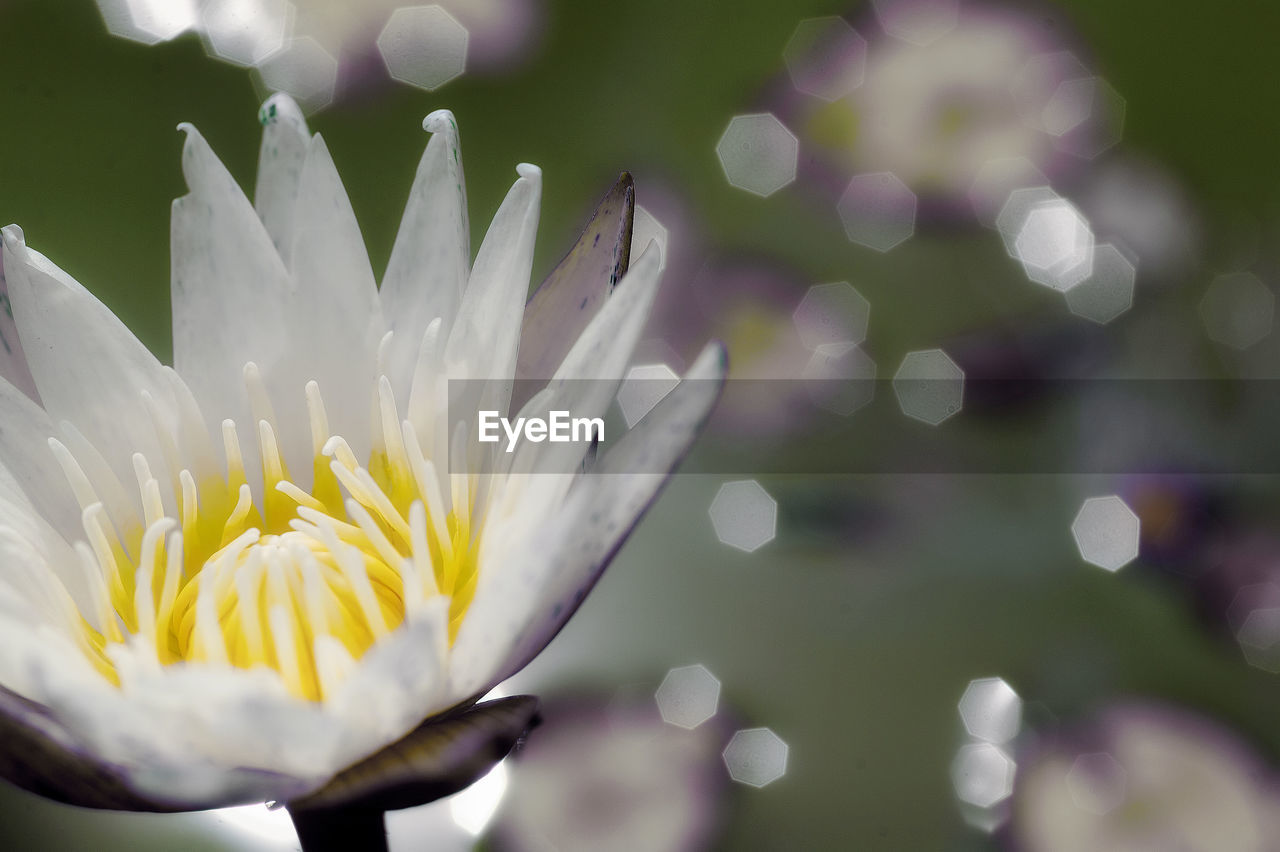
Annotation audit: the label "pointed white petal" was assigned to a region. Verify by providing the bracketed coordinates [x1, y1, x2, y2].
[509, 242, 663, 476]
[0, 369, 79, 542]
[3, 226, 200, 510]
[0, 244, 40, 402]
[173, 124, 293, 439]
[552, 241, 662, 383]
[287, 133, 384, 458]
[449, 342, 726, 699]
[515, 172, 633, 385]
[445, 164, 541, 394]
[292, 134, 380, 319]
[0, 461, 85, 621]
[381, 110, 470, 403]
[254, 93, 310, 268]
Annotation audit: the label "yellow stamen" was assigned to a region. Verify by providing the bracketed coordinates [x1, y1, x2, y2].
[63, 375, 479, 701]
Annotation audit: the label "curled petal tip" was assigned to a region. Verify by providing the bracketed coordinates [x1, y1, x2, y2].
[422, 109, 456, 133]
[259, 92, 304, 127]
[516, 162, 542, 181]
[1, 224, 25, 249]
[697, 339, 730, 375]
[175, 123, 203, 179]
[633, 237, 662, 270]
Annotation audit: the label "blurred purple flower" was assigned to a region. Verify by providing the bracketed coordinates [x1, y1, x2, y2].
[1012, 702, 1280, 852]
[491, 692, 729, 852]
[777, 3, 1104, 220]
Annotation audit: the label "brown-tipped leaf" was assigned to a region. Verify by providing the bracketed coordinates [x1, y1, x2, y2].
[513, 173, 634, 396]
[287, 695, 540, 814]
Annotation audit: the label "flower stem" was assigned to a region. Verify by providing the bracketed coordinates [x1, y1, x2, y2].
[289, 805, 388, 852]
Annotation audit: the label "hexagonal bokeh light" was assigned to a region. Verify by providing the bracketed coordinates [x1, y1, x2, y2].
[257, 37, 340, 113]
[616, 363, 680, 428]
[1063, 244, 1136, 325]
[837, 172, 917, 252]
[709, 480, 778, 553]
[892, 349, 964, 425]
[1199, 272, 1275, 350]
[1071, 495, 1140, 572]
[803, 343, 877, 416]
[97, 0, 198, 45]
[715, 113, 799, 198]
[782, 16, 868, 102]
[792, 282, 870, 350]
[655, 664, 722, 730]
[378, 5, 470, 91]
[951, 743, 1015, 808]
[1236, 608, 1280, 673]
[958, 678, 1023, 745]
[1011, 51, 1092, 131]
[1012, 198, 1095, 292]
[723, 728, 789, 787]
[1042, 77, 1100, 137]
[200, 0, 290, 67]
[871, 0, 959, 47]
[996, 186, 1060, 255]
[1065, 752, 1128, 816]
[1047, 77, 1127, 161]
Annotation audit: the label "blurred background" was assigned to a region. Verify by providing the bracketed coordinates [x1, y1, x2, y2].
[3, 0, 1280, 849]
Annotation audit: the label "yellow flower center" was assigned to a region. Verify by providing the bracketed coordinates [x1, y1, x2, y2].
[59, 366, 478, 702]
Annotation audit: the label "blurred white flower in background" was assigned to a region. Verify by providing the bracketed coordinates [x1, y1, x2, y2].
[1013, 704, 1280, 852]
[784, 3, 1123, 217]
[95, 0, 544, 111]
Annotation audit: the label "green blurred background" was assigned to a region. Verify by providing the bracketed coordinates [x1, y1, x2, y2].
[3, 0, 1280, 849]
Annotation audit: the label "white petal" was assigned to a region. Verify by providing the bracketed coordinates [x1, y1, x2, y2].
[0, 243, 40, 402]
[253, 93, 310, 268]
[288, 133, 384, 458]
[514, 173, 634, 386]
[0, 600, 101, 707]
[327, 596, 451, 765]
[508, 242, 663, 476]
[0, 370, 79, 542]
[171, 124, 294, 492]
[52, 657, 340, 806]
[0, 466, 86, 624]
[2, 226, 199, 511]
[449, 342, 726, 699]
[552, 241, 662, 384]
[0, 582, 452, 809]
[445, 164, 541, 395]
[381, 110, 470, 403]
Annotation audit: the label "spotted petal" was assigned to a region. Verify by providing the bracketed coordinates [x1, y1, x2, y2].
[254, 93, 311, 267]
[514, 172, 634, 389]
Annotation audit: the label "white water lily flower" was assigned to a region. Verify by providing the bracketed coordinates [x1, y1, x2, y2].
[0, 93, 725, 813]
